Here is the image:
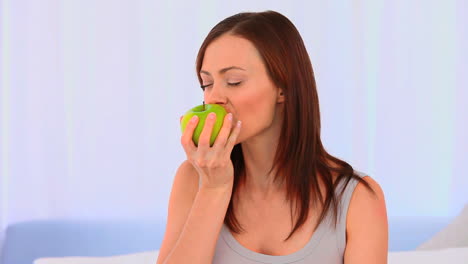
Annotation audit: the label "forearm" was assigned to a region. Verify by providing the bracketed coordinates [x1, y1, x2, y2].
[163, 186, 232, 264]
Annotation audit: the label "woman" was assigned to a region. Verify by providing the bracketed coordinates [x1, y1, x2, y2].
[157, 10, 388, 264]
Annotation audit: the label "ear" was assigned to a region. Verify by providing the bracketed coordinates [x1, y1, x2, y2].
[277, 88, 285, 103]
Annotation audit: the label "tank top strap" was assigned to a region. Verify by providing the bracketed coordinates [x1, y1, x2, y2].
[335, 170, 367, 253]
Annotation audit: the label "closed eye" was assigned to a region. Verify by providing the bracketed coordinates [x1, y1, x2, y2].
[200, 84, 210, 90]
[228, 81, 242, 87]
[201, 82, 242, 91]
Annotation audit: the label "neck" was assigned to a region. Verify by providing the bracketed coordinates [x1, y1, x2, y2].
[239, 114, 284, 199]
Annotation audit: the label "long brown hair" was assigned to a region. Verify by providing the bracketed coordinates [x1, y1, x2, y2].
[195, 10, 376, 241]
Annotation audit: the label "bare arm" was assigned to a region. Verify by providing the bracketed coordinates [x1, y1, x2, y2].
[344, 176, 388, 264]
[158, 109, 241, 263]
[162, 186, 232, 264]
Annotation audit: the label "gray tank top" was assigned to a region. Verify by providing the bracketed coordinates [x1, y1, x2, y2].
[206, 169, 366, 264]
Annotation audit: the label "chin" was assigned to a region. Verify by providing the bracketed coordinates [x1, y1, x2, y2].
[234, 133, 243, 146]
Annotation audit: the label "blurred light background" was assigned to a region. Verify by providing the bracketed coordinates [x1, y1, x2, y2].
[0, 0, 467, 251]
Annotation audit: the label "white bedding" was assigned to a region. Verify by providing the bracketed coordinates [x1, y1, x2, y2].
[34, 251, 159, 264]
[389, 247, 468, 263]
[34, 247, 468, 264]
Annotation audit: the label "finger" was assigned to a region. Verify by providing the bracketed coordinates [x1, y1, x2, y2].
[198, 112, 216, 149]
[180, 115, 198, 153]
[225, 120, 242, 152]
[212, 113, 233, 149]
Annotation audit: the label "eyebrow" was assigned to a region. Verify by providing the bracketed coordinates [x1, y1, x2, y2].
[200, 66, 246, 76]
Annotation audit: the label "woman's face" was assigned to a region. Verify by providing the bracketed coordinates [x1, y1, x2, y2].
[200, 34, 284, 144]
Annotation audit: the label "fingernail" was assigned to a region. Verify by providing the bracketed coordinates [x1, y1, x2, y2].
[237, 120, 242, 127]
[227, 113, 233, 121]
[209, 113, 216, 120]
[190, 116, 198, 123]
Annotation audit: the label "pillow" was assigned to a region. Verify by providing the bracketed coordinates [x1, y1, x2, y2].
[33, 250, 159, 264]
[417, 203, 468, 250]
[388, 247, 468, 263]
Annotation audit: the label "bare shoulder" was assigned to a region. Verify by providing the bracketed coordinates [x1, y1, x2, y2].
[347, 175, 387, 224]
[355, 175, 385, 201]
[344, 175, 388, 262]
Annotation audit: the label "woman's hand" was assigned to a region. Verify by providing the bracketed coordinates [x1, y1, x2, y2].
[180, 112, 242, 190]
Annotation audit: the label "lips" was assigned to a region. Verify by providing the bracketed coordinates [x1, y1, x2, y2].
[218, 106, 235, 121]
[220, 106, 232, 115]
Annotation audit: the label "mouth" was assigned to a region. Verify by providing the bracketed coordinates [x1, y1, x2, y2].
[221, 106, 232, 114]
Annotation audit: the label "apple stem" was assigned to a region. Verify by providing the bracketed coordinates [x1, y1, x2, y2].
[203, 101, 205, 111]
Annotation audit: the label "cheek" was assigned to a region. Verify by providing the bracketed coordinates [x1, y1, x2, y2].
[237, 89, 274, 127]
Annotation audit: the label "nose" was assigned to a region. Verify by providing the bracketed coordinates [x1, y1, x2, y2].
[204, 83, 227, 105]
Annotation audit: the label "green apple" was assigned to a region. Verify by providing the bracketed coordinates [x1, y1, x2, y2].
[180, 103, 227, 147]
